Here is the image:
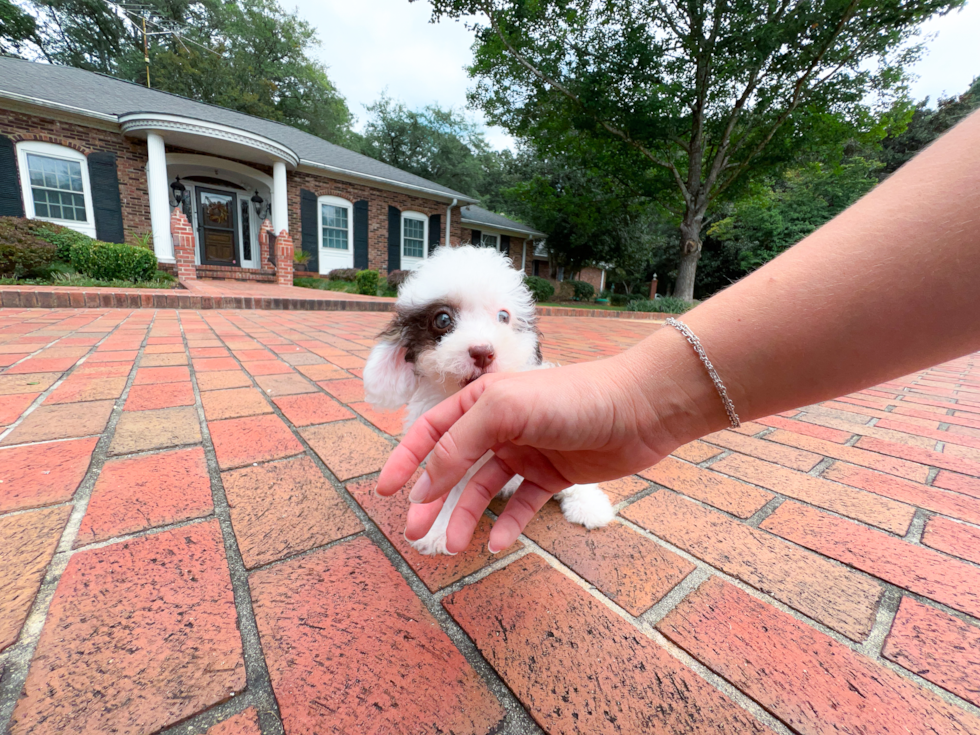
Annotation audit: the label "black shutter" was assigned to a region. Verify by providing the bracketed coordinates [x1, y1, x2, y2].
[428, 213, 441, 253]
[0, 135, 25, 217]
[387, 205, 401, 272]
[87, 152, 124, 243]
[353, 199, 369, 269]
[471, 228, 481, 246]
[299, 188, 318, 273]
[500, 234, 511, 259]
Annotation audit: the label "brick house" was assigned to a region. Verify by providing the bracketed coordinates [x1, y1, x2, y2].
[0, 57, 546, 282]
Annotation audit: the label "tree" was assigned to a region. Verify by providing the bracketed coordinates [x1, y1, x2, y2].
[709, 157, 879, 269]
[0, 0, 41, 56]
[878, 77, 980, 175]
[421, 0, 962, 300]
[5, 0, 354, 144]
[358, 94, 508, 200]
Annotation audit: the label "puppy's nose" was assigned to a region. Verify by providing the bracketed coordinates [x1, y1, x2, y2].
[468, 344, 495, 369]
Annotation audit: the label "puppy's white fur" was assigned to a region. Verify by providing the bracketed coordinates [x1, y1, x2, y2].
[364, 245, 614, 555]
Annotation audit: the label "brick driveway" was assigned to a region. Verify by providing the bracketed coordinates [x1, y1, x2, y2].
[1, 308, 979, 735]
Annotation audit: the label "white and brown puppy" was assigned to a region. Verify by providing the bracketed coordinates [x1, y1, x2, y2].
[364, 245, 614, 555]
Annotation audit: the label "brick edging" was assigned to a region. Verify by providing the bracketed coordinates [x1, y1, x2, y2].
[0, 289, 396, 312]
[0, 289, 665, 318]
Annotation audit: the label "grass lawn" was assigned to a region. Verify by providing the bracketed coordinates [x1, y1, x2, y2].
[0, 269, 178, 289]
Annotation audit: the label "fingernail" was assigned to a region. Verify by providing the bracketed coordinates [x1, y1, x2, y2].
[487, 542, 502, 555]
[408, 473, 431, 504]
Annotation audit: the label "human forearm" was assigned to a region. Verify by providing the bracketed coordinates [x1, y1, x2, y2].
[626, 108, 980, 447]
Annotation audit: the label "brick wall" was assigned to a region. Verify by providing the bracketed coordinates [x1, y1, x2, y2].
[288, 172, 463, 274]
[0, 109, 152, 243]
[576, 266, 605, 292]
[2, 108, 470, 276]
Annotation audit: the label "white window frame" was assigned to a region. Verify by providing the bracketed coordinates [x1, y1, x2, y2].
[317, 195, 353, 252]
[401, 211, 428, 269]
[480, 232, 499, 251]
[16, 141, 97, 238]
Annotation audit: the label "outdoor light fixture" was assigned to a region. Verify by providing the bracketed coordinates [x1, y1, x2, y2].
[251, 190, 265, 218]
[170, 176, 186, 206]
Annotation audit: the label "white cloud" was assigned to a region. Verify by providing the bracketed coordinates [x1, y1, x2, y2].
[293, 0, 979, 152]
[906, 0, 980, 103]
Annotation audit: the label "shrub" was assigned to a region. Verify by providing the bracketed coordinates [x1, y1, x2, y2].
[626, 296, 695, 314]
[0, 241, 57, 278]
[524, 275, 554, 302]
[569, 280, 595, 301]
[555, 281, 575, 301]
[0, 218, 59, 277]
[328, 268, 358, 282]
[608, 293, 629, 306]
[69, 240, 157, 282]
[386, 269, 411, 292]
[36, 226, 91, 261]
[354, 269, 380, 295]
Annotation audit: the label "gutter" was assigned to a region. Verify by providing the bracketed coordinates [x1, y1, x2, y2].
[300, 159, 477, 206]
[0, 90, 118, 123]
[460, 217, 543, 238]
[445, 198, 457, 247]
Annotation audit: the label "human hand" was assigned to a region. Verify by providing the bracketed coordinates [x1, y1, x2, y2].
[375, 336, 717, 554]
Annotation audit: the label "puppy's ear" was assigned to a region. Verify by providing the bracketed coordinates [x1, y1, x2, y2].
[364, 339, 417, 410]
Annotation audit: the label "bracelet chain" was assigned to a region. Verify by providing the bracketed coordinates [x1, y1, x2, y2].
[664, 317, 741, 429]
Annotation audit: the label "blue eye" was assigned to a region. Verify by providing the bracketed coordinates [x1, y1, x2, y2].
[498, 310, 510, 324]
[433, 312, 453, 332]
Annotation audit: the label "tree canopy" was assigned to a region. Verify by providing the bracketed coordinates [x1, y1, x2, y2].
[421, 0, 964, 299]
[3, 0, 354, 143]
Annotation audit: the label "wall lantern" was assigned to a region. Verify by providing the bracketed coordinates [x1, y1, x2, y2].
[251, 190, 265, 218]
[170, 176, 186, 206]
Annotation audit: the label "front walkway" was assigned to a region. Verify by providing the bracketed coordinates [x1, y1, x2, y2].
[0, 308, 978, 735]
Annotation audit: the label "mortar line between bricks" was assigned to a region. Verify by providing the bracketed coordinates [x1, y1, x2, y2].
[193, 313, 545, 735]
[492, 535, 796, 735]
[0, 308, 153, 733]
[0, 308, 110, 374]
[0, 315, 119, 444]
[157, 310, 287, 735]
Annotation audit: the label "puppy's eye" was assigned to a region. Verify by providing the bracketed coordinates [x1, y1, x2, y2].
[497, 310, 510, 324]
[433, 312, 454, 333]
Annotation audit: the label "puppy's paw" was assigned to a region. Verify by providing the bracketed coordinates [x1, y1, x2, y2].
[558, 484, 615, 529]
[409, 531, 454, 556]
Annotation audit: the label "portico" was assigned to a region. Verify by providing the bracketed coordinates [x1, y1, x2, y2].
[119, 113, 297, 268]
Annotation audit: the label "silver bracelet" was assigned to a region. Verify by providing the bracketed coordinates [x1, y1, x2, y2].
[664, 317, 741, 428]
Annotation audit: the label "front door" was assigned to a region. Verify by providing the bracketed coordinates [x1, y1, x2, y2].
[197, 187, 238, 266]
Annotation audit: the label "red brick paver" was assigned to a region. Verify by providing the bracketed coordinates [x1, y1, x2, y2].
[250, 536, 504, 735]
[1, 308, 978, 735]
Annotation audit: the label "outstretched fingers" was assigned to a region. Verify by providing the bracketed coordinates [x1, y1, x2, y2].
[488, 480, 555, 553]
[376, 375, 513, 502]
[445, 456, 518, 554]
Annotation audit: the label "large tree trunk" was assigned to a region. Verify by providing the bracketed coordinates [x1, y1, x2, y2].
[674, 216, 703, 302]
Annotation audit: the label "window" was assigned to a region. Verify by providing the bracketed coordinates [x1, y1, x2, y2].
[317, 196, 353, 252]
[16, 142, 96, 237]
[481, 233, 498, 250]
[401, 212, 427, 262]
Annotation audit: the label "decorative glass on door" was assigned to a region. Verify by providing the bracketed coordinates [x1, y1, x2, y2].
[197, 188, 238, 265]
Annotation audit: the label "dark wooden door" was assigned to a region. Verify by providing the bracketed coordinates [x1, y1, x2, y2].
[197, 188, 238, 265]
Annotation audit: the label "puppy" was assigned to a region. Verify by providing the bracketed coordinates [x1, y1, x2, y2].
[364, 245, 614, 555]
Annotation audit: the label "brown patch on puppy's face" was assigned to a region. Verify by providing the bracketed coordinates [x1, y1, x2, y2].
[379, 301, 458, 363]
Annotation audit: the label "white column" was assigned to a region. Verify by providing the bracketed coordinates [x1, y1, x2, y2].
[146, 132, 173, 262]
[272, 161, 288, 234]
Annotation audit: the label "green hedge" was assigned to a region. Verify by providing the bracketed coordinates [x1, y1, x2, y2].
[569, 279, 595, 301]
[354, 269, 380, 295]
[524, 275, 554, 302]
[69, 240, 157, 282]
[626, 296, 694, 314]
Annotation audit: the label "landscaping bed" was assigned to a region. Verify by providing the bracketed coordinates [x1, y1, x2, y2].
[0, 217, 177, 290]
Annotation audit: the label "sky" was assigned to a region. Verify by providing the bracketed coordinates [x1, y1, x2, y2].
[294, 0, 980, 151]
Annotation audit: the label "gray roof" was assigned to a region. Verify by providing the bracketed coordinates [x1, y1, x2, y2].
[0, 57, 475, 202]
[460, 205, 544, 237]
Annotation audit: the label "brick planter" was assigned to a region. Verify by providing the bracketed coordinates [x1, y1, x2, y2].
[171, 208, 196, 282]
